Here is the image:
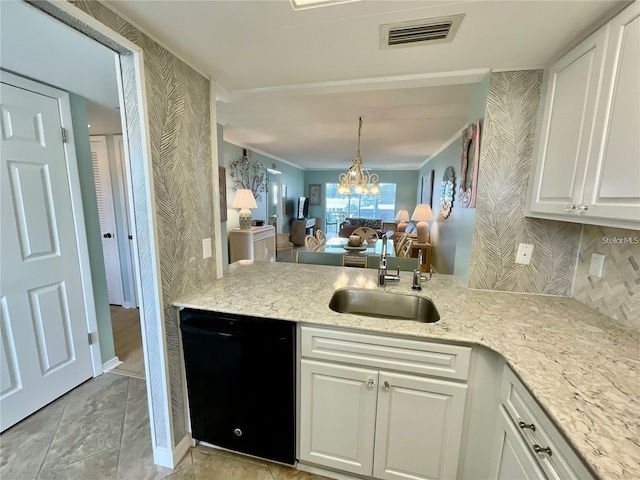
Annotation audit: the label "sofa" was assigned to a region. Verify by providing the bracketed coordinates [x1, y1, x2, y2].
[338, 218, 382, 238]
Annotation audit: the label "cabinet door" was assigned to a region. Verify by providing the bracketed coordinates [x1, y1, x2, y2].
[489, 407, 545, 480]
[583, 2, 640, 223]
[529, 26, 607, 215]
[254, 237, 267, 261]
[299, 360, 378, 476]
[373, 372, 468, 480]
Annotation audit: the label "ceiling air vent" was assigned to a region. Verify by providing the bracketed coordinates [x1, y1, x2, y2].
[380, 14, 464, 50]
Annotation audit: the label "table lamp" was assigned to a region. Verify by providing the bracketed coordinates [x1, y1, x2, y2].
[394, 209, 410, 231]
[411, 204, 433, 243]
[232, 189, 258, 229]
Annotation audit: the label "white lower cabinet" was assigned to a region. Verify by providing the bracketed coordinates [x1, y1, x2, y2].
[299, 360, 378, 476]
[373, 372, 467, 480]
[491, 407, 545, 480]
[489, 366, 595, 480]
[299, 327, 470, 480]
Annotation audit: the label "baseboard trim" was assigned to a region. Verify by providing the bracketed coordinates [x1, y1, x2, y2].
[297, 462, 358, 480]
[173, 434, 192, 466]
[122, 301, 137, 309]
[153, 434, 192, 468]
[152, 446, 174, 468]
[102, 357, 122, 372]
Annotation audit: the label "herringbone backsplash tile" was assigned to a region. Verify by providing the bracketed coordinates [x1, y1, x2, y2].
[573, 225, 640, 329]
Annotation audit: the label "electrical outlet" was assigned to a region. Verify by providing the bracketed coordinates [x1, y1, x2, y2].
[589, 253, 605, 278]
[515, 243, 534, 265]
[202, 238, 212, 259]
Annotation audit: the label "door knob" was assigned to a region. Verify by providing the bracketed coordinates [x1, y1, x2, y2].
[103, 233, 112, 238]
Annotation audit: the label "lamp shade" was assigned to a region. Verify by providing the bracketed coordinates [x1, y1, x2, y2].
[232, 189, 258, 229]
[231, 189, 258, 209]
[395, 209, 410, 222]
[411, 204, 434, 222]
[411, 204, 434, 243]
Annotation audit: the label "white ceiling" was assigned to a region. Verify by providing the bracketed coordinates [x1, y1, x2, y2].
[0, 0, 122, 135]
[2, 0, 625, 169]
[106, 0, 625, 170]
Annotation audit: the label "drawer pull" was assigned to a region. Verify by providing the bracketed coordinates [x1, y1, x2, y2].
[533, 444, 552, 456]
[577, 204, 589, 214]
[518, 421, 536, 432]
[564, 204, 576, 211]
[367, 379, 375, 389]
[383, 380, 390, 391]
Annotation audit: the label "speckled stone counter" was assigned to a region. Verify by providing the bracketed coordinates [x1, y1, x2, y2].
[174, 262, 640, 480]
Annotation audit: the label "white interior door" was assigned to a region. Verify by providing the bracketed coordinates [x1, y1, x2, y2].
[90, 136, 123, 305]
[114, 134, 138, 308]
[0, 81, 93, 431]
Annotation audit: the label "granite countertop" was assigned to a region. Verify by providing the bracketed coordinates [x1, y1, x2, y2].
[174, 262, 640, 480]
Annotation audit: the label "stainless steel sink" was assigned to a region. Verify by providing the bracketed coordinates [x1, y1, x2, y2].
[329, 288, 440, 323]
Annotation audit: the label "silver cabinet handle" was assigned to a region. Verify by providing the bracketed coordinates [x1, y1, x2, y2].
[367, 379, 375, 389]
[383, 381, 390, 391]
[518, 421, 536, 432]
[234, 428, 242, 437]
[533, 444, 552, 456]
[577, 204, 589, 214]
[564, 204, 576, 211]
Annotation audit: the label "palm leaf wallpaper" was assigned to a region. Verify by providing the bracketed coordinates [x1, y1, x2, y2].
[468, 71, 582, 295]
[73, 1, 216, 448]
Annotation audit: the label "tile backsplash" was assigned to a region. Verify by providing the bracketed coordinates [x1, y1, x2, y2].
[573, 225, 640, 329]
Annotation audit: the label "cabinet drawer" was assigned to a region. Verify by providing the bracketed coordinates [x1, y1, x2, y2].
[500, 366, 595, 480]
[253, 229, 273, 242]
[301, 326, 471, 381]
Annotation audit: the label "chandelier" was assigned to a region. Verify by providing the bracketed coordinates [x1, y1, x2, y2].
[337, 117, 380, 195]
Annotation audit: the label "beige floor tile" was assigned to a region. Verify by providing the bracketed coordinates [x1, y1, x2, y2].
[40, 413, 125, 471]
[163, 464, 196, 480]
[116, 429, 192, 480]
[0, 395, 68, 480]
[121, 377, 150, 444]
[191, 450, 273, 480]
[61, 374, 129, 423]
[192, 445, 271, 468]
[37, 448, 119, 480]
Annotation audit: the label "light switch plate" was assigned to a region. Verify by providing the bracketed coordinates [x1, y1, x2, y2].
[589, 253, 605, 278]
[515, 243, 534, 265]
[202, 238, 212, 259]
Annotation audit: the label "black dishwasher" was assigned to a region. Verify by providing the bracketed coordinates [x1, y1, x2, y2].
[180, 309, 296, 465]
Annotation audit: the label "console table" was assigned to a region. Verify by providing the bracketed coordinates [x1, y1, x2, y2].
[291, 218, 316, 246]
[229, 226, 275, 263]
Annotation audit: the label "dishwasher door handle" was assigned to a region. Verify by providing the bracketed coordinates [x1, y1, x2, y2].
[180, 324, 237, 338]
[180, 322, 292, 341]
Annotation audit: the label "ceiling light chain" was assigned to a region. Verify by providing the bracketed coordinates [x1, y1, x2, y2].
[337, 116, 380, 195]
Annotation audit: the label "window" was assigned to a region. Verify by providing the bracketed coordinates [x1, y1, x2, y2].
[325, 183, 396, 224]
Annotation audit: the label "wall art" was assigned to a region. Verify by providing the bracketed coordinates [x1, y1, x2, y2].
[459, 120, 480, 208]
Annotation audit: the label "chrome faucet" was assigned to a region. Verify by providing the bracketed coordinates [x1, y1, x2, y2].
[412, 249, 432, 291]
[378, 236, 400, 286]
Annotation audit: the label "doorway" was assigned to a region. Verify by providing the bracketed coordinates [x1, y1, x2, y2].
[1, 0, 174, 467]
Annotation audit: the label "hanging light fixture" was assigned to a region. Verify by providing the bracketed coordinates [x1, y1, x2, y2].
[337, 116, 380, 195]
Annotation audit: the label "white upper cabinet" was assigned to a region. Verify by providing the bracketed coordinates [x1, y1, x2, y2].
[583, 4, 640, 223]
[528, 2, 640, 228]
